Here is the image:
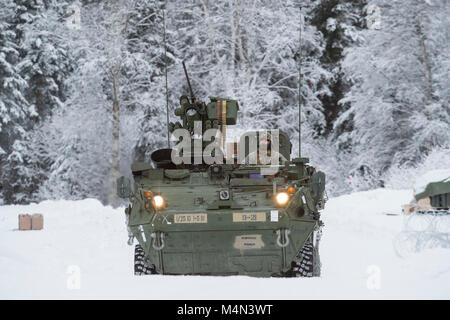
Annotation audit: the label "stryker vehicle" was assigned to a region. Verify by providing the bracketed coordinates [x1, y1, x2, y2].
[402, 170, 450, 215]
[117, 63, 327, 277]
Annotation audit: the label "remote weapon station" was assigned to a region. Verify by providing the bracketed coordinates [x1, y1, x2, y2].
[117, 60, 327, 277]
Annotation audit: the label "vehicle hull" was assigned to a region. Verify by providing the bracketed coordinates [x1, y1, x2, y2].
[130, 209, 317, 277]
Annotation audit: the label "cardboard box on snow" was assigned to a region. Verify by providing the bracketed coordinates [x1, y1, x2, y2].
[18, 213, 44, 230]
[18, 214, 32, 230]
[31, 214, 44, 230]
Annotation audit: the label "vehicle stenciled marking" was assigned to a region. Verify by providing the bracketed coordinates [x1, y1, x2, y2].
[233, 234, 265, 249]
[174, 213, 208, 224]
[232, 212, 266, 222]
[270, 210, 279, 222]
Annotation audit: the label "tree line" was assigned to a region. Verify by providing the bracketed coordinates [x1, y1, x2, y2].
[0, 0, 448, 205]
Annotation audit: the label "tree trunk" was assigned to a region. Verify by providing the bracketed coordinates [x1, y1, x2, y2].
[107, 0, 127, 207]
[235, 0, 245, 65]
[230, 3, 236, 82]
[417, 15, 433, 104]
[200, 0, 228, 93]
[108, 72, 120, 207]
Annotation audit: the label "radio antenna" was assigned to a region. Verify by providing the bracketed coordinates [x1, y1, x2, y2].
[298, 6, 303, 158]
[163, 4, 170, 148]
[182, 61, 196, 103]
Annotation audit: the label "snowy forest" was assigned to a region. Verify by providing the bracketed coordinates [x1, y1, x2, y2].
[0, 0, 449, 206]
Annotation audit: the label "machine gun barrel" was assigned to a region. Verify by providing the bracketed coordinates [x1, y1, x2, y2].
[182, 61, 196, 103]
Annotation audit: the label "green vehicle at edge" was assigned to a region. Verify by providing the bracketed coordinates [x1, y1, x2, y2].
[117, 68, 327, 278]
[415, 179, 450, 210]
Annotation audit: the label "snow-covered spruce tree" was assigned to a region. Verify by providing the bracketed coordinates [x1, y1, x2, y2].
[0, 0, 33, 202]
[334, 0, 450, 191]
[0, 1, 74, 204]
[130, 0, 173, 162]
[309, 0, 367, 134]
[0, 0, 33, 154]
[17, 0, 73, 121]
[0, 132, 50, 203]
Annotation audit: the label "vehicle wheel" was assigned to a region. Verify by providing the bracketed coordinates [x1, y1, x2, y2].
[288, 233, 321, 277]
[134, 244, 157, 275]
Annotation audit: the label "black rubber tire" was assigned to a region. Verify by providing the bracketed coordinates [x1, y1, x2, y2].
[134, 244, 157, 275]
[288, 234, 321, 277]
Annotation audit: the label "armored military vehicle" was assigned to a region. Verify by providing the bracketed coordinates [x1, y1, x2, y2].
[117, 63, 326, 277]
[402, 170, 450, 215]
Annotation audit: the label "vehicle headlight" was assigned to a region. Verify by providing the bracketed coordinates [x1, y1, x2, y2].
[153, 195, 165, 209]
[275, 192, 289, 206]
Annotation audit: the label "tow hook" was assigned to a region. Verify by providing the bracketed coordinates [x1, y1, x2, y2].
[276, 229, 291, 248]
[127, 236, 134, 246]
[151, 232, 165, 250]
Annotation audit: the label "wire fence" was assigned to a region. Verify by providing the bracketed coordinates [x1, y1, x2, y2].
[394, 210, 450, 258]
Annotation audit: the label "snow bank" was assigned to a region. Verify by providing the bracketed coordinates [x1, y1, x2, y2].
[0, 190, 449, 299]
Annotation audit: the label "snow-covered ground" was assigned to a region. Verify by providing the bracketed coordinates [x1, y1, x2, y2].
[0, 189, 449, 299]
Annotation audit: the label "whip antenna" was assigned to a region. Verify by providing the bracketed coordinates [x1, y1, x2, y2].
[163, 4, 170, 148]
[182, 61, 196, 103]
[298, 7, 303, 158]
